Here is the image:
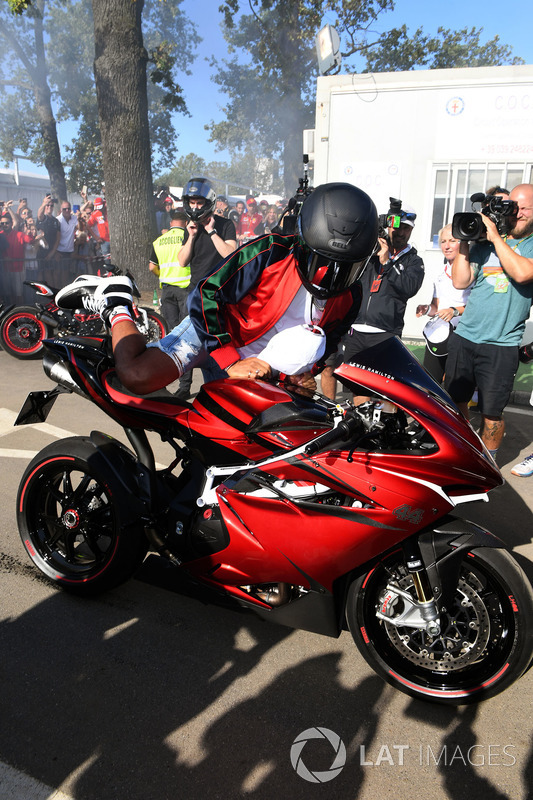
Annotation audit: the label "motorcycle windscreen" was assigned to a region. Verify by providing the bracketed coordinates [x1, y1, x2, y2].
[335, 335, 455, 407]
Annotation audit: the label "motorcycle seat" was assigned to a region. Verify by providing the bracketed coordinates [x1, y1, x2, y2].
[103, 369, 191, 415]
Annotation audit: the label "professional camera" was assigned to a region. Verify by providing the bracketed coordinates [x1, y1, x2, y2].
[377, 197, 403, 239]
[452, 193, 518, 241]
[278, 155, 313, 234]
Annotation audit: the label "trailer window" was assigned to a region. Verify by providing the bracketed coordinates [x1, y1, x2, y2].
[429, 162, 533, 243]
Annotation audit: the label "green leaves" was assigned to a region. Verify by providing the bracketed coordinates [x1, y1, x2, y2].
[207, 1, 524, 193]
[5, 0, 33, 15]
[0, 0, 199, 187]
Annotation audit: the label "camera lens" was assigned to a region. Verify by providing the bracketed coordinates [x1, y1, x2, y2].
[452, 212, 484, 241]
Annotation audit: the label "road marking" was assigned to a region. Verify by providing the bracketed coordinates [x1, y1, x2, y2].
[0, 759, 75, 800]
[0, 407, 76, 452]
[0, 407, 166, 469]
[0, 448, 39, 459]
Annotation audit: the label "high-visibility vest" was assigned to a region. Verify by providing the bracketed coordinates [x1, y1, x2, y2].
[153, 227, 190, 287]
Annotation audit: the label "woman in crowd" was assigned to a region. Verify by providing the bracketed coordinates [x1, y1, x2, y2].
[416, 223, 473, 383]
[263, 204, 280, 233]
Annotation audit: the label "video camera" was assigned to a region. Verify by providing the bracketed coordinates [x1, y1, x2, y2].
[378, 197, 404, 239]
[278, 155, 314, 235]
[452, 192, 518, 241]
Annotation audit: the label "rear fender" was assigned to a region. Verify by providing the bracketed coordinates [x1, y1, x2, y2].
[418, 517, 506, 608]
[0, 302, 15, 320]
[85, 431, 151, 524]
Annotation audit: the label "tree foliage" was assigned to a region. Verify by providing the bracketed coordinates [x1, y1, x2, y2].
[156, 149, 283, 196]
[0, 0, 199, 192]
[210, 0, 524, 193]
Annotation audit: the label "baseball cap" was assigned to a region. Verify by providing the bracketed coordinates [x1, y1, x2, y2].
[258, 324, 326, 374]
[94, 197, 104, 210]
[422, 317, 452, 357]
[398, 204, 416, 227]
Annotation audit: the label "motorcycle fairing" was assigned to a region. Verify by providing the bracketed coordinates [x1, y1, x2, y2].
[335, 335, 452, 406]
[189, 379, 332, 457]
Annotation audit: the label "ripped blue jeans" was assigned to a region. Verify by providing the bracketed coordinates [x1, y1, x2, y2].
[147, 315, 227, 383]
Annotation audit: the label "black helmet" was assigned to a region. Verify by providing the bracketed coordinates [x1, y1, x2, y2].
[297, 182, 378, 299]
[182, 177, 216, 221]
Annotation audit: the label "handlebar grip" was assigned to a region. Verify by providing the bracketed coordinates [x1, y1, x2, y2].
[305, 416, 362, 456]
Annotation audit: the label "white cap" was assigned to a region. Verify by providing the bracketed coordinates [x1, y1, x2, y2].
[259, 324, 326, 375]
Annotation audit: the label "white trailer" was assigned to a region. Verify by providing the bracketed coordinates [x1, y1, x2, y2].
[309, 64, 533, 338]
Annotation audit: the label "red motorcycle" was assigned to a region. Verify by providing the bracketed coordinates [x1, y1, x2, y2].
[0, 271, 167, 359]
[14, 333, 533, 704]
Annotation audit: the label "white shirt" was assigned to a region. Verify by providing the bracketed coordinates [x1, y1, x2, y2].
[432, 261, 472, 328]
[56, 213, 78, 253]
[237, 285, 325, 361]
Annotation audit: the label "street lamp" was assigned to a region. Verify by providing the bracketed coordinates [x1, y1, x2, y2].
[316, 24, 341, 76]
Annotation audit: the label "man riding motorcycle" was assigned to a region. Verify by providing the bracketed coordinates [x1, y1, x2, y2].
[56, 183, 378, 396]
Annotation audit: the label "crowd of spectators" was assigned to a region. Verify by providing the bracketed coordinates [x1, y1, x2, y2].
[155, 188, 285, 238]
[0, 191, 110, 304]
[0, 186, 285, 305]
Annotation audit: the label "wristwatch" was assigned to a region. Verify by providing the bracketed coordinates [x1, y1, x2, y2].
[207, 229, 216, 237]
[451, 307, 459, 317]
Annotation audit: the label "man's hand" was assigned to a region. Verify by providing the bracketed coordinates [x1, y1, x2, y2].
[227, 357, 272, 381]
[481, 213, 501, 244]
[286, 372, 317, 392]
[203, 215, 216, 234]
[283, 371, 317, 397]
[377, 236, 389, 264]
[186, 220, 199, 238]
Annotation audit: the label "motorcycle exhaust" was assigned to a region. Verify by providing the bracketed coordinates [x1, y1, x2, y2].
[253, 583, 292, 606]
[42, 351, 87, 397]
[38, 312, 60, 328]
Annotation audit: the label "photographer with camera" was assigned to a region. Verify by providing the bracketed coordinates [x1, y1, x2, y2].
[321, 198, 424, 400]
[445, 183, 533, 462]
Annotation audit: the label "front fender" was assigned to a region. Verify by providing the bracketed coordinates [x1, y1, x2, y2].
[418, 517, 506, 608]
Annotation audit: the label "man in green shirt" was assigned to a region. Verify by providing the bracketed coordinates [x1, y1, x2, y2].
[445, 184, 533, 461]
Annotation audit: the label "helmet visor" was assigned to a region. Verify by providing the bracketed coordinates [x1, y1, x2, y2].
[303, 249, 373, 298]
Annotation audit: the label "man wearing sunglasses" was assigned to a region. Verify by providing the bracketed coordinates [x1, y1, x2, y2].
[321, 202, 424, 400]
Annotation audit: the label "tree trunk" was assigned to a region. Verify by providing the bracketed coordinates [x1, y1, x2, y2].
[32, 4, 68, 202]
[91, 0, 157, 287]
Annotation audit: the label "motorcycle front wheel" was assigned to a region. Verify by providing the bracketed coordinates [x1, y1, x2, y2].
[17, 438, 148, 595]
[347, 547, 533, 704]
[0, 306, 51, 359]
[135, 306, 168, 342]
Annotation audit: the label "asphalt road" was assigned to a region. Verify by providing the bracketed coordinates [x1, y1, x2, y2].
[0, 349, 533, 800]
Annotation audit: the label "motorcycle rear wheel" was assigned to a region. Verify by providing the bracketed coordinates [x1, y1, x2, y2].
[347, 547, 533, 704]
[0, 306, 51, 359]
[17, 438, 148, 595]
[135, 307, 168, 342]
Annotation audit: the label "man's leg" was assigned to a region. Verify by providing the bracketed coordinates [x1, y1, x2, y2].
[161, 285, 194, 398]
[444, 335, 476, 418]
[341, 330, 393, 404]
[320, 365, 337, 400]
[475, 343, 518, 461]
[479, 415, 505, 453]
